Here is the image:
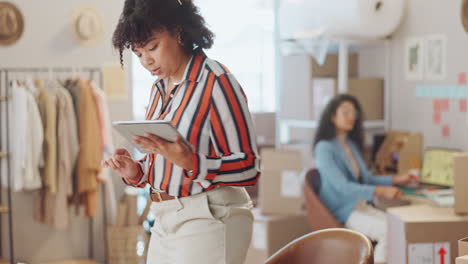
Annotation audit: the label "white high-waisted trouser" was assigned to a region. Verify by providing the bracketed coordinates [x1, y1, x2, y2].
[345, 201, 388, 263]
[146, 186, 254, 264]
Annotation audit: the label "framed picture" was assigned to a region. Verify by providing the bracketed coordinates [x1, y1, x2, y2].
[424, 35, 447, 80]
[405, 37, 424, 80]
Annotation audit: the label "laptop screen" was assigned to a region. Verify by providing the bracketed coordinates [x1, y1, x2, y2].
[420, 148, 460, 187]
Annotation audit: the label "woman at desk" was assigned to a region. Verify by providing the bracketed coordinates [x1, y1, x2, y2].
[102, 0, 261, 263]
[314, 94, 418, 263]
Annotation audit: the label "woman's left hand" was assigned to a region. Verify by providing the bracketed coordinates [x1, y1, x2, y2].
[393, 172, 420, 186]
[133, 133, 194, 170]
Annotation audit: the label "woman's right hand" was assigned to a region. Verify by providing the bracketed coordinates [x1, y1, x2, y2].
[374, 186, 403, 200]
[101, 148, 139, 180]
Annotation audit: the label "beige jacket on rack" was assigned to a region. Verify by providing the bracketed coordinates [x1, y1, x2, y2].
[51, 82, 80, 229]
[36, 80, 58, 194]
[91, 82, 117, 224]
[76, 79, 102, 217]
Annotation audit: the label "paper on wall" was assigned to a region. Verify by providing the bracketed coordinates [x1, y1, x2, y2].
[408, 243, 434, 264]
[103, 64, 128, 102]
[252, 222, 267, 250]
[280, 170, 302, 198]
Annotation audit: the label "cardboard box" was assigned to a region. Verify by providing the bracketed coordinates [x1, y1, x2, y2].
[387, 205, 468, 264]
[279, 54, 358, 121]
[375, 131, 422, 175]
[457, 255, 468, 264]
[454, 153, 468, 215]
[348, 78, 384, 121]
[281, 143, 314, 169]
[280, 55, 314, 120]
[259, 149, 304, 215]
[311, 78, 337, 120]
[46, 260, 98, 264]
[397, 133, 423, 174]
[252, 112, 276, 147]
[459, 237, 468, 256]
[311, 53, 358, 78]
[244, 209, 312, 264]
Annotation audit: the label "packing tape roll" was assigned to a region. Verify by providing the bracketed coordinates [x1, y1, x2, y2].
[462, 0, 468, 34]
[280, 0, 406, 39]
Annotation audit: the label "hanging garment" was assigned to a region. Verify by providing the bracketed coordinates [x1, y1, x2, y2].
[64, 79, 82, 215]
[6, 80, 44, 192]
[51, 81, 80, 229]
[35, 79, 58, 193]
[90, 81, 117, 224]
[76, 79, 102, 217]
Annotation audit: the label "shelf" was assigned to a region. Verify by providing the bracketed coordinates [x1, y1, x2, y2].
[282, 28, 389, 47]
[279, 119, 386, 144]
[0, 205, 8, 214]
[280, 119, 385, 129]
[0, 152, 7, 159]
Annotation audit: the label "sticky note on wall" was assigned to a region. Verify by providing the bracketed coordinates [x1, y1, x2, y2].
[440, 99, 449, 111]
[433, 99, 441, 112]
[459, 72, 467, 85]
[460, 99, 468, 112]
[442, 125, 450, 137]
[433, 111, 441, 124]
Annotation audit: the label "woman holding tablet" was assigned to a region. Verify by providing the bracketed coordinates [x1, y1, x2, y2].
[102, 0, 261, 263]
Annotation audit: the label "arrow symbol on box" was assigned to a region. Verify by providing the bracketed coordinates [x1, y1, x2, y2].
[438, 247, 447, 264]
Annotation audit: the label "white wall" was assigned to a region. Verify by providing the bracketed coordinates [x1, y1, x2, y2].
[0, 0, 133, 263]
[385, 0, 468, 150]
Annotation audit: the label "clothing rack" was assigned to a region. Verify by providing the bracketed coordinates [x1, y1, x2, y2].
[0, 67, 108, 263]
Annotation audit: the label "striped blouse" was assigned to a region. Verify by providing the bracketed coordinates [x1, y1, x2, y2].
[123, 53, 261, 197]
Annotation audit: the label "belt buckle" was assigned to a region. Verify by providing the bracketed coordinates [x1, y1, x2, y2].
[156, 191, 163, 202]
[150, 187, 164, 202]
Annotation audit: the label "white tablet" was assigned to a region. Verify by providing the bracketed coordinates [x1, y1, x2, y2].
[112, 120, 191, 153]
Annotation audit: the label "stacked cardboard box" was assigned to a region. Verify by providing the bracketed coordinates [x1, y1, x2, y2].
[245, 148, 312, 263]
[259, 148, 305, 215]
[348, 78, 384, 121]
[252, 112, 276, 149]
[387, 205, 468, 264]
[457, 238, 468, 263]
[279, 54, 358, 122]
[280, 54, 385, 144]
[244, 209, 311, 264]
[454, 153, 468, 215]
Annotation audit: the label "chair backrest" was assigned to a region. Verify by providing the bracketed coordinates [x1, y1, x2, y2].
[303, 169, 342, 231]
[264, 228, 374, 264]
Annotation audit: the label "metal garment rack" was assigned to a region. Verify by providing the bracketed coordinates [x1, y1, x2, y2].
[0, 67, 108, 263]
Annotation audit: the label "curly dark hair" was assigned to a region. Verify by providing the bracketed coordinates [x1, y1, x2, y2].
[112, 0, 215, 66]
[313, 94, 365, 152]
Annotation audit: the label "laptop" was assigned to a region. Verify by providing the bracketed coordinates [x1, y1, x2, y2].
[417, 147, 460, 189]
[374, 147, 460, 210]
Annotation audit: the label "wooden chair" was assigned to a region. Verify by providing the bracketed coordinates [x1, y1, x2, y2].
[264, 228, 374, 264]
